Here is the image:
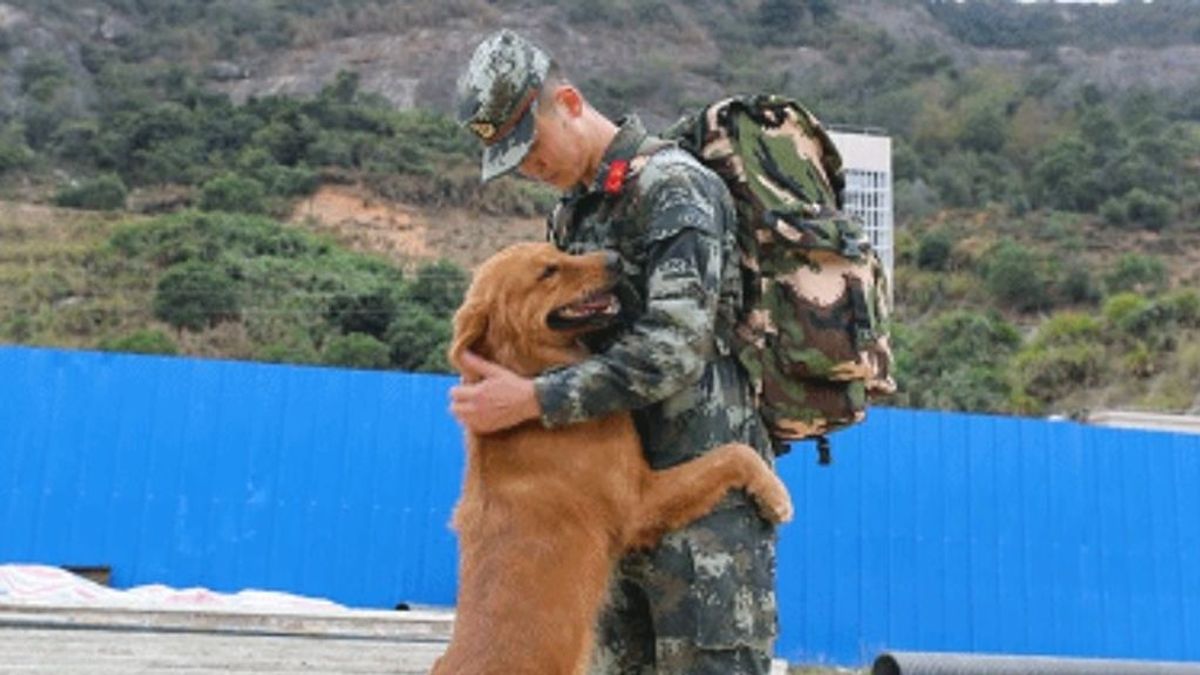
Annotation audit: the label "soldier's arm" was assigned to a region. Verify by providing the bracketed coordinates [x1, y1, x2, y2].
[534, 173, 725, 427]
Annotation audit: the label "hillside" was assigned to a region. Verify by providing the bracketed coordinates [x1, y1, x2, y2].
[0, 0, 1198, 418]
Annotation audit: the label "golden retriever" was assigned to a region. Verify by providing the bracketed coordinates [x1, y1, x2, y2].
[432, 242, 792, 675]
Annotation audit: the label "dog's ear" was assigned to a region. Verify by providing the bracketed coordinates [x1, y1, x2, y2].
[448, 300, 488, 375]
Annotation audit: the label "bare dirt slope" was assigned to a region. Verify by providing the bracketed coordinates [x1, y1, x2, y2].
[290, 185, 545, 271]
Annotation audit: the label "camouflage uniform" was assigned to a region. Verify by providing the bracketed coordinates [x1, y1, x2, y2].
[457, 31, 780, 674]
[534, 116, 779, 675]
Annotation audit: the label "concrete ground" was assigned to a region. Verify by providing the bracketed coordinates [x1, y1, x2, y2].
[0, 602, 808, 674]
[0, 603, 452, 674]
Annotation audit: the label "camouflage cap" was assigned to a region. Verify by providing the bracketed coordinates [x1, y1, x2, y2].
[456, 30, 552, 182]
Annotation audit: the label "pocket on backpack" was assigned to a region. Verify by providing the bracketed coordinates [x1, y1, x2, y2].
[767, 257, 869, 382]
[742, 255, 875, 439]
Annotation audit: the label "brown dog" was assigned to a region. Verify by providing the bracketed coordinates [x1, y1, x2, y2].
[433, 242, 792, 675]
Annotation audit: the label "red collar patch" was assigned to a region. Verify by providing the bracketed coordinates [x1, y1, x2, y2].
[603, 159, 630, 195]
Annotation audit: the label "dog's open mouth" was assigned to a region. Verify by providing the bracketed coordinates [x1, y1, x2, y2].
[547, 289, 621, 330]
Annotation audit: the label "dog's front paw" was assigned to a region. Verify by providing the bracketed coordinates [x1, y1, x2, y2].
[749, 473, 793, 524]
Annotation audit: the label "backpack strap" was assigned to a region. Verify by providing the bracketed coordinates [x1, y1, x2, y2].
[623, 137, 676, 189]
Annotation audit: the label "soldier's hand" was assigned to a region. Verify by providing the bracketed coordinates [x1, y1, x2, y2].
[449, 350, 541, 435]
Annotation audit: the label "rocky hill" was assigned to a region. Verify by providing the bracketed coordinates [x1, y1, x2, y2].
[0, 0, 1198, 418]
[3, 1, 1199, 127]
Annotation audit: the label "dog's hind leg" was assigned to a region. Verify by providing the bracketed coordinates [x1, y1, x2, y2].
[625, 443, 793, 550]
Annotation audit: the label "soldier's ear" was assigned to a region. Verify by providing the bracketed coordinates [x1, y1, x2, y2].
[551, 84, 584, 118]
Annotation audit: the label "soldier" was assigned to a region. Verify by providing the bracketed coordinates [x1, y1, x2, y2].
[450, 30, 779, 674]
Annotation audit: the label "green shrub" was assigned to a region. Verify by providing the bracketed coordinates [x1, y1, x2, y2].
[916, 230, 953, 271]
[959, 104, 1008, 154]
[97, 329, 178, 355]
[326, 287, 399, 339]
[19, 54, 70, 102]
[1160, 289, 1200, 328]
[106, 210, 457, 365]
[1104, 253, 1167, 295]
[1030, 137, 1097, 211]
[307, 131, 358, 167]
[1122, 188, 1175, 231]
[386, 306, 452, 373]
[407, 259, 468, 318]
[892, 310, 1020, 412]
[1122, 341, 1156, 377]
[1031, 312, 1102, 348]
[1100, 188, 1175, 231]
[0, 132, 35, 173]
[251, 117, 318, 166]
[1099, 196, 1127, 226]
[109, 211, 318, 265]
[199, 172, 267, 214]
[54, 174, 128, 211]
[153, 261, 241, 331]
[256, 339, 321, 365]
[893, 179, 940, 224]
[983, 240, 1052, 312]
[1, 310, 34, 342]
[1012, 342, 1105, 405]
[258, 163, 319, 197]
[1056, 264, 1101, 305]
[1102, 291, 1150, 333]
[323, 332, 391, 369]
[236, 148, 319, 196]
[927, 151, 1020, 209]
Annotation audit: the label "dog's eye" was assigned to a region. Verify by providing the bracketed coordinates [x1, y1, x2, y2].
[538, 264, 559, 281]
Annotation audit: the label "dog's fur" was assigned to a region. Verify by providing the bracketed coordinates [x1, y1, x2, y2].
[433, 242, 792, 675]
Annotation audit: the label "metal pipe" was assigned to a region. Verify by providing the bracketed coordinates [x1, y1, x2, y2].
[873, 651, 1200, 675]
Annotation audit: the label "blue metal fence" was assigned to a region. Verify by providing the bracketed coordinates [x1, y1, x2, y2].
[0, 346, 463, 608]
[776, 408, 1200, 665]
[2, 346, 1198, 666]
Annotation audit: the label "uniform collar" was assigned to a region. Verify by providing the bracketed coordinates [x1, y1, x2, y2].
[585, 115, 649, 196]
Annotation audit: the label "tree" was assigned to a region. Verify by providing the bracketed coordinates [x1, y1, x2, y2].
[407, 259, 468, 318]
[54, 174, 128, 211]
[916, 230, 952, 271]
[386, 306, 452, 372]
[323, 332, 391, 369]
[1056, 264, 1101, 305]
[1104, 253, 1168, 296]
[756, 0, 808, 45]
[153, 261, 241, 331]
[199, 172, 267, 214]
[1122, 188, 1175, 231]
[893, 310, 1020, 412]
[1030, 137, 1096, 211]
[959, 104, 1007, 154]
[326, 287, 399, 339]
[983, 240, 1052, 312]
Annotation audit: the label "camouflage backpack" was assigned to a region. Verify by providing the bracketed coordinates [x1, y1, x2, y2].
[664, 94, 895, 464]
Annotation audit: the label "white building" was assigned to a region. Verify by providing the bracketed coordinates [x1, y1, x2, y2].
[828, 129, 894, 300]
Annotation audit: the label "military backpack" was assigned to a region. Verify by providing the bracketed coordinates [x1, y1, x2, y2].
[663, 94, 896, 464]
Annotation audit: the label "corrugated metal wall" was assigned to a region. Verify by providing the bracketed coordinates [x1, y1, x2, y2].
[2, 346, 1198, 666]
[0, 346, 463, 609]
[776, 408, 1200, 665]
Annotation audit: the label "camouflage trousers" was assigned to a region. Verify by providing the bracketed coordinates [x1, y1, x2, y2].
[588, 493, 778, 675]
